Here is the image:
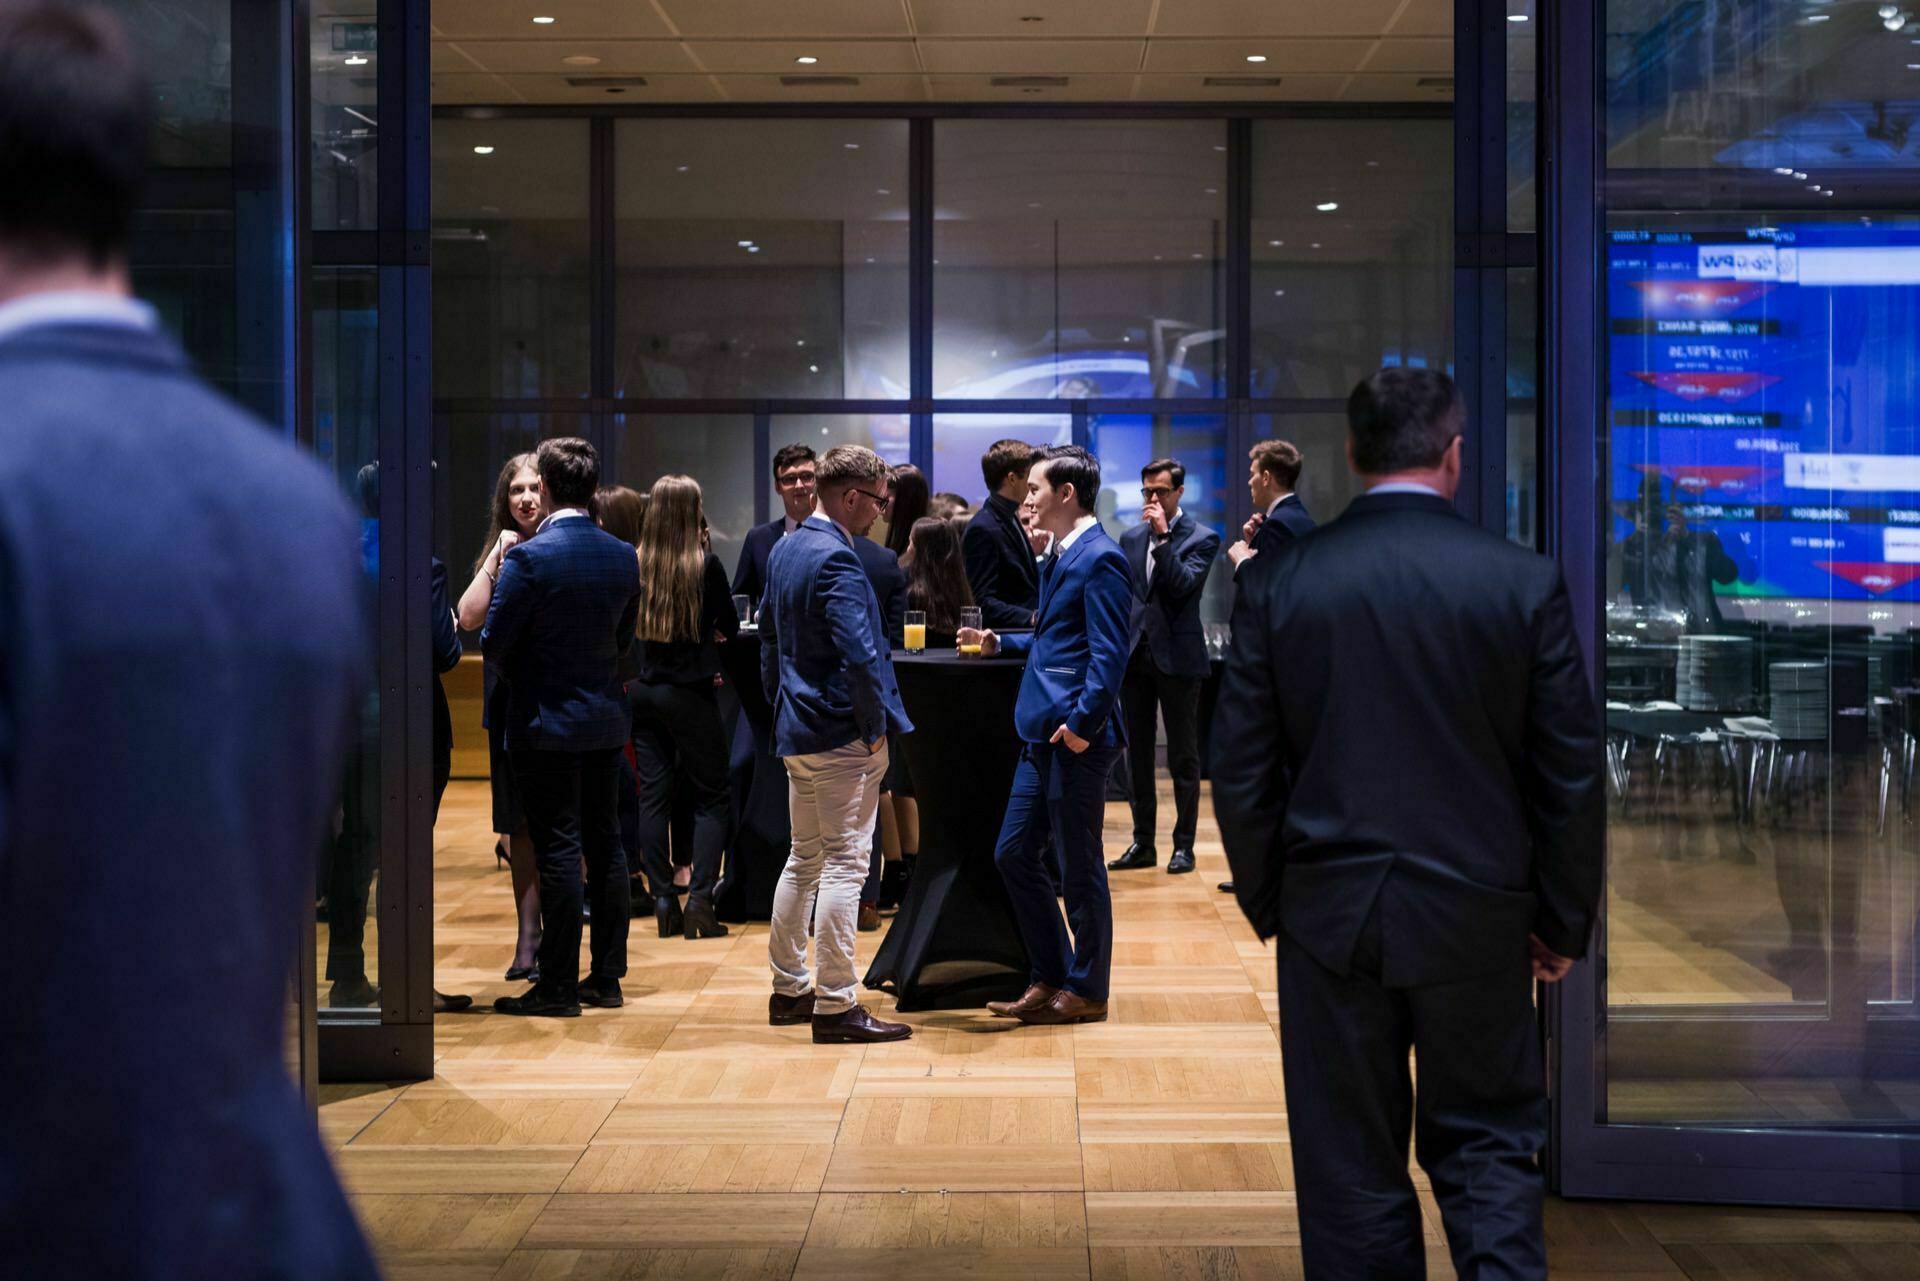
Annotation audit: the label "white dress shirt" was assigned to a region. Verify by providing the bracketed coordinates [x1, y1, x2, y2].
[0, 290, 157, 347]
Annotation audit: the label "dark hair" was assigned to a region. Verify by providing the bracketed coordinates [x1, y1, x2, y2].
[771, 443, 817, 479]
[903, 517, 975, 634]
[930, 491, 971, 519]
[1249, 439, 1303, 491]
[1347, 368, 1461, 475]
[536, 437, 601, 510]
[981, 438, 1037, 493]
[1034, 445, 1100, 514]
[1141, 458, 1185, 488]
[0, 4, 148, 265]
[885, 463, 930, 556]
[596, 484, 647, 547]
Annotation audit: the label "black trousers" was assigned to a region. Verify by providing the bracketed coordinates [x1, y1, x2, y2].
[1122, 648, 1203, 852]
[324, 745, 378, 983]
[1276, 905, 1547, 1281]
[630, 679, 731, 902]
[513, 746, 630, 994]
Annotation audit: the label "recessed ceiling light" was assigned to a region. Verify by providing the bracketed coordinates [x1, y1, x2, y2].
[797, 339, 806, 347]
[747, 246, 761, 253]
[676, 165, 689, 172]
[876, 188, 890, 194]
[1805, 13, 1830, 21]
[1028, 201, 1042, 208]
[1269, 239, 1284, 247]
[562, 55, 600, 66]
[1274, 289, 1286, 296]
[808, 364, 819, 373]
[1191, 252, 1204, 259]
[1507, 13, 1529, 22]
[1213, 144, 1226, 152]
[796, 56, 818, 65]
[344, 55, 368, 66]
[1246, 54, 1268, 63]
[1204, 187, 1218, 194]
[473, 145, 495, 155]
[1316, 201, 1339, 212]
[844, 142, 860, 149]
[532, 15, 555, 24]
[737, 240, 754, 247]
[1310, 242, 1322, 249]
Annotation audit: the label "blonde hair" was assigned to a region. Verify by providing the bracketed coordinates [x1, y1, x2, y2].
[635, 475, 707, 644]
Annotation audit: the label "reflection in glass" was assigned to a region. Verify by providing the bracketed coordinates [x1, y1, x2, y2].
[934, 121, 1225, 400]
[121, 0, 232, 169]
[312, 2, 377, 230]
[610, 415, 755, 579]
[1506, 268, 1538, 548]
[313, 269, 381, 1013]
[929, 414, 1072, 507]
[1251, 120, 1452, 399]
[442, 415, 592, 611]
[432, 119, 592, 398]
[615, 120, 909, 400]
[1508, 2, 1536, 231]
[1092, 414, 1232, 627]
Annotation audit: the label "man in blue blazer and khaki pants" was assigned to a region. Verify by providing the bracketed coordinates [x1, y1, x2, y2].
[961, 445, 1133, 1025]
[761, 444, 916, 1044]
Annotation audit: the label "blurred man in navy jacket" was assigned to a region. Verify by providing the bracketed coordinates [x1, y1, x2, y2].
[1111, 458, 1219, 876]
[1225, 438, 1314, 573]
[0, 7, 377, 1276]
[484, 437, 642, 1016]
[760, 445, 915, 1044]
[733, 442, 817, 610]
[961, 446, 1132, 1025]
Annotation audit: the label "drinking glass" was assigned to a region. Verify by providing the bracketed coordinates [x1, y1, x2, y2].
[958, 606, 984, 656]
[903, 609, 927, 654]
[733, 594, 752, 628]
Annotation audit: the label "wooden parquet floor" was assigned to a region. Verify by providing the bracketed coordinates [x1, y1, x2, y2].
[316, 780, 1920, 1280]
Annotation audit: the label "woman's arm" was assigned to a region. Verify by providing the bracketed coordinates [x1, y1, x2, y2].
[456, 531, 518, 630]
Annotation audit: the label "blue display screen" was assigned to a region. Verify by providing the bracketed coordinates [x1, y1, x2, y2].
[1608, 221, 1920, 599]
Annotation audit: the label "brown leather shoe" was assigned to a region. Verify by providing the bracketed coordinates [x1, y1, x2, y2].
[1016, 990, 1108, 1025]
[812, 1005, 913, 1044]
[986, 982, 1058, 1018]
[769, 990, 817, 1026]
[857, 903, 882, 932]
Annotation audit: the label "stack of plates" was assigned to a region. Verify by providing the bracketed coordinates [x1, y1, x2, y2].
[1770, 661, 1828, 740]
[1678, 634, 1754, 712]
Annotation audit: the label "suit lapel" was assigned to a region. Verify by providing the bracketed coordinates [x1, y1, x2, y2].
[1036, 527, 1097, 628]
[1127, 525, 1150, 592]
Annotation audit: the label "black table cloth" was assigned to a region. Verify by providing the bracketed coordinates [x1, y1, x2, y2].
[865, 651, 1032, 1011]
[714, 628, 790, 921]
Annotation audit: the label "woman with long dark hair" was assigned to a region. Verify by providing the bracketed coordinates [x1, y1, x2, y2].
[902, 515, 975, 646]
[456, 453, 545, 982]
[884, 463, 930, 559]
[630, 474, 738, 940]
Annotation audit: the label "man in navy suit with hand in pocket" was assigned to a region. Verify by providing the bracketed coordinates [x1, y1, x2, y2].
[960, 445, 1133, 1026]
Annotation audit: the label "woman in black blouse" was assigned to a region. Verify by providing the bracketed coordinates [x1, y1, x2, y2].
[630, 474, 738, 940]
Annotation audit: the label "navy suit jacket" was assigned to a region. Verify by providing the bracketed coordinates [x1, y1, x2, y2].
[962, 492, 1041, 631]
[1001, 522, 1133, 746]
[483, 513, 641, 753]
[732, 515, 790, 610]
[1252, 493, 1316, 556]
[1120, 513, 1220, 680]
[0, 321, 377, 1279]
[854, 534, 908, 644]
[760, 515, 913, 757]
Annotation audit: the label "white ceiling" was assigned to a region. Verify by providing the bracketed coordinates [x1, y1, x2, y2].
[405, 0, 1457, 105]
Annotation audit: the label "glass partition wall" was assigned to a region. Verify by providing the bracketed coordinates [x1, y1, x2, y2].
[1549, 0, 1920, 1207]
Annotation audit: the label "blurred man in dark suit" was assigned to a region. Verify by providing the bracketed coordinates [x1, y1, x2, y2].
[484, 437, 642, 1017]
[1211, 368, 1603, 1281]
[0, 7, 377, 1276]
[733, 443, 816, 610]
[961, 437, 1042, 630]
[1110, 458, 1219, 876]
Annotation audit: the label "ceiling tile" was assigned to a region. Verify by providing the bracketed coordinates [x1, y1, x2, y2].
[1389, 0, 1455, 38]
[1342, 75, 1454, 103]
[431, 42, 482, 73]
[463, 72, 728, 104]
[1151, 0, 1410, 38]
[656, 0, 911, 38]
[1134, 73, 1347, 102]
[917, 39, 1144, 74]
[687, 40, 922, 74]
[909, 0, 1155, 37]
[710, 73, 928, 102]
[1361, 38, 1452, 74]
[429, 72, 524, 104]
[431, 1, 674, 41]
[926, 73, 1138, 101]
[1143, 39, 1374, 74]
[448, 40, 701, 75]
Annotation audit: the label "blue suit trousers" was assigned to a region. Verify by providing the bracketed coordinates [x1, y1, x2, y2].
[993, 740, 1122, 1001]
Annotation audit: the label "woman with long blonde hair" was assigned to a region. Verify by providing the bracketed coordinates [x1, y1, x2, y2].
[630, 475, 738, 940]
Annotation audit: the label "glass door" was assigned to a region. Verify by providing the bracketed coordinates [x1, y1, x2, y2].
[1549, 0, 1920, 1208]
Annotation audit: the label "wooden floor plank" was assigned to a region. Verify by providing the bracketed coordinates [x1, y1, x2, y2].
[519, 1193, 818, 1250]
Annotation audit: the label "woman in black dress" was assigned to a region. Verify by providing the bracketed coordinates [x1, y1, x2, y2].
[456, 453, 545, 981]
[630, 474, 739, 940]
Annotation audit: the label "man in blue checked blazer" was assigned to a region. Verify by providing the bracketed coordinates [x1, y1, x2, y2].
[483, 437, 641, 1017]
[961, 445, 1133, 1026]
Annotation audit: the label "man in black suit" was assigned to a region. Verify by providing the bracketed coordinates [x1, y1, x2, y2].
[1211, 368, 1603, 1281]
[962, 437, 1043, 631]
[1110, 458, 1219, 876]
[733, 442, 817, 610]
[1225, 437, 1314, 572]
[484, 438, 643, 1017]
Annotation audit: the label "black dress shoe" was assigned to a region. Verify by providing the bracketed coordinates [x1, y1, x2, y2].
[328, 977, 379, 1009]
[769, 991, 817, 1026]
[1167, 849, 1196, 875]
[812, 1005, 912, 1044]
[504, 961, 542, 984]
[494, 988, 580, 1018]
[1217, 881, 1235, 893]
[1108, 843, 1156, 871]
[683, 896, 729, 940]
[578, 976, 624, 1009]
[654, 895, 684, 939]
[433, 990, 474, 1013]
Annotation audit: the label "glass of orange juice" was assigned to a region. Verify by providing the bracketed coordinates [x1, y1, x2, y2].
[958, 606, 983, 655]
[904, 610, 926, 654]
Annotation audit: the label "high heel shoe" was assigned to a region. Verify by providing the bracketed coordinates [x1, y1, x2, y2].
[682, 896, 729, 940]
[654, 894, 684, 939]
[504, 961, 541, 984]
[494, 838, 509, 870]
